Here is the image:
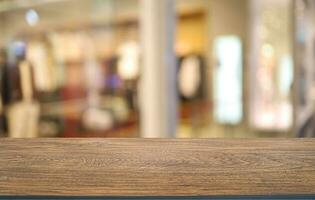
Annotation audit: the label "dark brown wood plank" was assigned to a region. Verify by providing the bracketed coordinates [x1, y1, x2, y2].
[0, 138, 315, 196]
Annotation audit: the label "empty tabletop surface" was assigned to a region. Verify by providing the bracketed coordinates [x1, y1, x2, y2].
[0, 138, 314, 197]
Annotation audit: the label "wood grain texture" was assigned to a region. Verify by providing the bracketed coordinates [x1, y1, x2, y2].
[0, 138, 315, 196]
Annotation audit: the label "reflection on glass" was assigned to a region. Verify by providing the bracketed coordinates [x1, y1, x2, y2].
[254, 44, 293, 130]
[250, 0, 293, 131]
[213, 36, 242, 125]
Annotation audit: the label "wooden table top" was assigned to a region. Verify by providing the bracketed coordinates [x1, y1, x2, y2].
[0, 138, 314, 197]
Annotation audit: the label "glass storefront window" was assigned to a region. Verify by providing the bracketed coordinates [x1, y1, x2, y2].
[249, 0, 294, 131]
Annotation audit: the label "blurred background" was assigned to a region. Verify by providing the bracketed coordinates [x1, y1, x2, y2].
[0, 0, 314, 138]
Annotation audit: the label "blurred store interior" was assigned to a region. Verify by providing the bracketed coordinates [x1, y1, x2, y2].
[0, 0, 314, 138]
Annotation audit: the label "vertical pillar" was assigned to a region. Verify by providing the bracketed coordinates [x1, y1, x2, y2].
[139, 0, 177, 138]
